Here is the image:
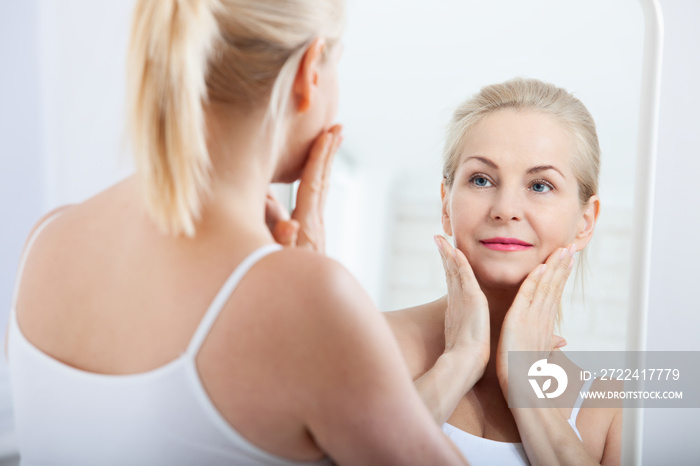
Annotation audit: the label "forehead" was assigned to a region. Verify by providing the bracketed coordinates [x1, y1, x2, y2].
[458, 108, 575, 171]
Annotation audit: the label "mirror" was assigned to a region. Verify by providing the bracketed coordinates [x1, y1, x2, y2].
[323, 1, 659, 463]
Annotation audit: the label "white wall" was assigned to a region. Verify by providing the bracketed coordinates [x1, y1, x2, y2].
[0, 1, 44, 457]
[642, 1, 700, 464]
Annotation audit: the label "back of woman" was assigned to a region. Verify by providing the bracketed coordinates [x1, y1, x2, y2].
[8, 181, 325, 465]
[7, 1, 467, 465]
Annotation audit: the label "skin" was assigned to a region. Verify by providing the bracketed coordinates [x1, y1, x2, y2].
[384, 109, 622, 465]
[10, 37, 467, 465]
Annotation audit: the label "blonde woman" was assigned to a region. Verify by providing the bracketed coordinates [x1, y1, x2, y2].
[6, 1, 468, 464]
[385, 79, 621, 465]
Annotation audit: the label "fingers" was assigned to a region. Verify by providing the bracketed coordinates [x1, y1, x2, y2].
[434, 235, 489, 356]
[295, 125, 343, 220]
[435, 235, 459, 300]
[536, 244, 576, 321]
[453, 246, 479, 295]
[510, 262, 546, 312]
[552, 335, 567, 349]
[290, 125, 343, 253]
[434, 235, 479, 302]
[510, 244, 575, 344]
[271, 219, 299, 248]
[319, 125, 343, 208]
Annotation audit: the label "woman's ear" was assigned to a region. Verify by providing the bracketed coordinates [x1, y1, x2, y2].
[441, 180, 453, 237]
[574, 195, 600, 250]
[293, 38, 325, 113]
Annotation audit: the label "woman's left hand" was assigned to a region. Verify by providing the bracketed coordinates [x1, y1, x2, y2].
[496, 244, 575, 398]
[266, 124, 343, 253]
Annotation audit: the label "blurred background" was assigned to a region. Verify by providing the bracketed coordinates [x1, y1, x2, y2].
[1, 0, 698, 464]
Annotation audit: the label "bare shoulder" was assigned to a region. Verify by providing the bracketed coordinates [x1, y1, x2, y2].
[238, 247, 383, 333]
[16, 179, 132, 299]
[577, 377, 623, 464]
[199, 248, 421, 448]
[18, 178, 134, 264]
[16, 203, 82, 305]
[383, 297, 447, 379]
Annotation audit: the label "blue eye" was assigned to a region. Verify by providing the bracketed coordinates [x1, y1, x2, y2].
[470, 176, 492, 187]
[531, 181, 553, 193]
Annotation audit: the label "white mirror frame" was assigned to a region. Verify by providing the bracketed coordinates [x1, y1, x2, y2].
[623, 1, 663, 464]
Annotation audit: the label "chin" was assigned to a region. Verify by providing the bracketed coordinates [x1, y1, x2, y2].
[271, 158, 305, 184]
[272, 142, 313, 184]
[472, 264, 530, 290]
[271, 170, 301, 184]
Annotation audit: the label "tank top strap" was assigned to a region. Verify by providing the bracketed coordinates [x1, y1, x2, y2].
[567, 376, 595, 440]
[185, 243, 283, 357]
[10, 210, 66, 314]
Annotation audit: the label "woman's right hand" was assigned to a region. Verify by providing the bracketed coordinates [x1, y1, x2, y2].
[411, 236, 490, 425]
[434, 235, 490, 371]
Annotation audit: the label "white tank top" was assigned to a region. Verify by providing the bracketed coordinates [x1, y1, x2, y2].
[441, 377, 595, 465]
[7, 213, 331, 466]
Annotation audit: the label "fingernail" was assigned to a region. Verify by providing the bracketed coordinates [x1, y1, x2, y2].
[539, 264, 547, 275]
[559, 247, 567, 259]
[568, 255, 576, 270]
[434, 235, 442, 251]
[569, 244, 577, 257]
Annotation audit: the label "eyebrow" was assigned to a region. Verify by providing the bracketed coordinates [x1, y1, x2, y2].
[527, 165, 566, 179]
[464, 156, 566, 180]
[464, 156, 498, 169]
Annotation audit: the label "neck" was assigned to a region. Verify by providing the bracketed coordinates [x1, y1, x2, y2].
[482, 283, 517, 341]
[481, 282, 519, 385]
[196, 102, 278, 239]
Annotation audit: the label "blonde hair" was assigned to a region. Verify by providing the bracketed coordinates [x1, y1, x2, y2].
[443, 78, 600, 206]
[127, 0, 344, 236]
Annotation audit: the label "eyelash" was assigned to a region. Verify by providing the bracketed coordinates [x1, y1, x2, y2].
[467, 174, 555, 193]
[468, 173, 494, 188]
[529, 179, 555, 193]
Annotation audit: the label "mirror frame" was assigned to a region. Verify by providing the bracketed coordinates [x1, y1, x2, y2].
[624, 1, 663, 464]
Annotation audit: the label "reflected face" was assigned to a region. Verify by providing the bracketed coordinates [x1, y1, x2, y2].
[442, 109, 596, 289]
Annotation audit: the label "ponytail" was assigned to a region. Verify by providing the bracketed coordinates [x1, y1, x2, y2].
[127, 0, 344, 236]
[127, 0, 220, 237]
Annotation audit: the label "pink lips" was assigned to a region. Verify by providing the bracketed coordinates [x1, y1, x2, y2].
[480, 237, 533, 251]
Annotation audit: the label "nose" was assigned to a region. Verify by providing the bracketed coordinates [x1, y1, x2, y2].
[490, 187, 523, 222]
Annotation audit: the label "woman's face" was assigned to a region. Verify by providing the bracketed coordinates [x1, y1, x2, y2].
[442, 108, 599, 289]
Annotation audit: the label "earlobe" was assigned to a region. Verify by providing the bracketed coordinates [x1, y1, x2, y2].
[441, 181, 453, 236]
[293, 38, 325, 113]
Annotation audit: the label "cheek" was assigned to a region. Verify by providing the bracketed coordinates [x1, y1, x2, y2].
[448, 193, 484, 230]
[529, 204, 582, 253]
[323, 73, 340, 123]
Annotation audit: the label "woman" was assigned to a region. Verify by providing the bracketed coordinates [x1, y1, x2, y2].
[385, 78, 621, 465]
[6, 1, 467, 464]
